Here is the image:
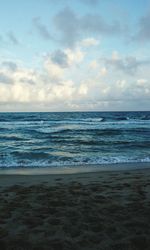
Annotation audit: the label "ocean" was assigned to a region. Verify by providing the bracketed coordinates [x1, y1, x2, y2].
[0, 111, 150, 169]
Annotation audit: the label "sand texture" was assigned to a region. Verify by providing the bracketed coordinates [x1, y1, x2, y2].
[0, 169, 150, 249]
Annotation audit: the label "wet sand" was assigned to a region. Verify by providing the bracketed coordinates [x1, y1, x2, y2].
[0, 167, 150, 249]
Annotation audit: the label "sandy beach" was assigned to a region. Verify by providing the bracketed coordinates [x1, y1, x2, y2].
[0, 167, 150, 250]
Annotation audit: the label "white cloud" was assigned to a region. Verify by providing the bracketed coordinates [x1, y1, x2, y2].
[44, 58, 65, 80]
[89, 60, 98, 69]
[80, 37, 99, 47]
[51, 80, 75, 100]
[100, 67, 107, 76]
[78, 83, 88, 95]
[116, 79, 126, 89]
[0, 45, 150, 111]
[137, 79, 148, 86]
[102, 86, 110, 94]
[64, 47, 85, 66]
[0, 84, 12, 101]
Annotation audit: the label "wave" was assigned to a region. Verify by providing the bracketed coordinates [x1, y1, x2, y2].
[12, 151, 50, 159]
[0, 116, 150, 125]
[0, 155, 150, 168]
[7, 125, 148, 139]
[0, 135, 27, 141]
[78, 117, 104, 122]
[29, 128, 122, 138]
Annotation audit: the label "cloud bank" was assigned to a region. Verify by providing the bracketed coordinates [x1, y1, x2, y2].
[0, 43, 149, 111]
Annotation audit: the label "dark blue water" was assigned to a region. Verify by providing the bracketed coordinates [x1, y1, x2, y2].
[0, 111, 150, 168]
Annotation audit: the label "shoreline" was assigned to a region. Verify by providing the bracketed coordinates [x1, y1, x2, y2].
[0, 162, 150, 188]
[0, 162, 150, 176]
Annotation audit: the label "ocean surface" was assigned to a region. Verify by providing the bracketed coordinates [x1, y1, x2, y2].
[0, 111, 150, 169]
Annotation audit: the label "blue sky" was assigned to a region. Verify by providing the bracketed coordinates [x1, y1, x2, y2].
[0, 0, 150, 111]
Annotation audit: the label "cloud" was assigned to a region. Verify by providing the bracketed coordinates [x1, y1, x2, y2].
[0, 65, 76, 105]
[51, 49, 69, 68]
[0, 73, 13, 84]
[80, 37, 99, 47]
[0, 43, 150, 111]
[44, 58, 65, 80]
[64, 48, 85, 66]
[50, 47, 85, 68]
[33, 17, 52, 40]
[7, 31, 19, 45]
[0, 62, 38, 86]
[0, 67, 149, 110]
[14, 68, 38, 85]
[53, 7, 123, 47]
[89, 60, 99, 69]
[78, 83, 89, 96]
[54, 8, 79, 47]
[88, 60, 107, 76]
[2, 61, 18, 72]
[134, 11, 150, 43]
[81, 14, 121, 35]
[100, 67, 107, 76]
[104, 52, 150, 75]
[137, 79, 148, 86]
[0, 50, 82, 105]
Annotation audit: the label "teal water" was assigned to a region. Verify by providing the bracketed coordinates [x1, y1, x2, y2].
[0, 111, 150, 168]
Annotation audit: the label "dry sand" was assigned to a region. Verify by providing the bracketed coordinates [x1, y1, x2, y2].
[0, 167, 150, 250]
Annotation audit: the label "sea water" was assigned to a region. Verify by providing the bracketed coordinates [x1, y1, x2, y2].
[0, 111, 150, 169]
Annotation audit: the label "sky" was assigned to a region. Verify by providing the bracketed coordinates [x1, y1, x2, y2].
[0, 0, 150, 111]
